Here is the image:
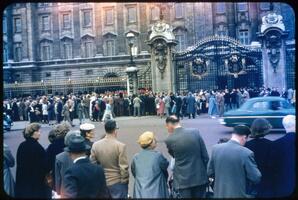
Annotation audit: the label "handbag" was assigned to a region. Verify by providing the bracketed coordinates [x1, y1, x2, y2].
[171, 105, 177, 114]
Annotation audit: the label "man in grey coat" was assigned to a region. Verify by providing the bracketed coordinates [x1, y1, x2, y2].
[207, 125, 262, 198]
[164, 115, 209, 198]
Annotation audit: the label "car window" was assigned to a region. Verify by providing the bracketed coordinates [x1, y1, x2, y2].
[271, 100, 292, 110]
[250, 101, 269, 110]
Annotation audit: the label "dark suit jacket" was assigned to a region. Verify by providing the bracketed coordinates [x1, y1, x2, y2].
[245, 138, 275, 197]
[165, 127, 209, 189]
[207, 140, 261, 198]
[271, 132, 295, 197]
[63, 158, 109, 198]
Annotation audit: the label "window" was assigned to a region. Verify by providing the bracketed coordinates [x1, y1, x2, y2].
[174, 3, 184, 19]
[127, 6, 137, 23]
[45, 72, 51, 77]
[3, 45, 8, 62]
[65, 71, 72, 76]
[83, 10, 91, 27]
[251, 101, 269, 110]
[62, 42, 72, 59]
[14, 17, 21, 33]
[14, 43, 22, 62]
[62, 14, 71, 29]
[106, 40, 115, 56]
[216, 3, 226, 14]
[237, 3, 248, 12]
[238, 30, 249, 45]
[105, 9, 114, 25]
[260, 2, 270, 11]
[176, 33, 186, 51]
[85, 69, 93, 75]
[150, 7, 159, 21]
[38, 3, 50, 7]
[41, 16, 50, 31]
[40, 41, 52, 60]
[3, 17, 7, 34]
[83, 41, 93, 57]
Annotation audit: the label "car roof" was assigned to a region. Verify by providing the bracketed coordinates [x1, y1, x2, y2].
[246, 96, 286, 103]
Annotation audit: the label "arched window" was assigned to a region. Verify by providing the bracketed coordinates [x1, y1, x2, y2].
[40, 40, 52, 61]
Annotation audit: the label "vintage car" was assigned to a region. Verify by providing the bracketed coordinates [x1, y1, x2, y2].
[219, 97, 295, 130]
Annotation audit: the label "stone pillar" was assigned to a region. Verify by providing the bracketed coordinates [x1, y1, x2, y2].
[258, 10, 288, 90]
[147, 20, 177, 93]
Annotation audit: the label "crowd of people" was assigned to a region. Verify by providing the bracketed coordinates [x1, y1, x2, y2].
[3, 87, 296, 124]
[3, 113, 295, 198]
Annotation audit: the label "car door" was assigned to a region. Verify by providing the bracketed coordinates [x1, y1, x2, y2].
[268, 100, 295, 128]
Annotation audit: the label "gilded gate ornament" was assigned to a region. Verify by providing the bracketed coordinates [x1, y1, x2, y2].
[190, 55, 208, 80]
[224, 54, 247, 78]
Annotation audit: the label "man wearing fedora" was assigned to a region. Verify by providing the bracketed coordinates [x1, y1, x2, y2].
[62, 135, 109, 198]
[90, 120, 129, 198]
[207, 125, 262, 198]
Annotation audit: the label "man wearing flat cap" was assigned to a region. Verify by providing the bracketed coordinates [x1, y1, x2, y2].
[62, 135, 109, 198]
[207, 125, 262, 198]
[79, 123, 95, 156]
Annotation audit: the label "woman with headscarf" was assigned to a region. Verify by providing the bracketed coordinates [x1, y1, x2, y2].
[131, 131, 169, 198]
[245, 118, 274, 197]
[15, 123, 51, 198]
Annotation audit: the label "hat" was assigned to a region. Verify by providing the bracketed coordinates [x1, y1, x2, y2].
[250, 118, 272, 138]
[64, 135, 91, 153]
[138, 131, 155, 148]
[233, 125, 251, 136]
[64, 130, 81, 146]
[80, 123, 95, 131]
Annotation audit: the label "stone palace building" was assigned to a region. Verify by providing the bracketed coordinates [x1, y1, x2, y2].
[2, 2, 295, 97]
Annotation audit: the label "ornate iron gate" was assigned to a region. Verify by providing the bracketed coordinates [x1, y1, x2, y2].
[174, 35, 263, 92]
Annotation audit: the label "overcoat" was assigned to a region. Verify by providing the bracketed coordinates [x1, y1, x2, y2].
[165, 127, 209, 190]
[63, 158, 109, 198]
[131, 149, 169, 198]
[15, 137, 50, 198]
[207, 140, 261, 198]
[3, 144, 15, 197]
[245, 138, 275, 197]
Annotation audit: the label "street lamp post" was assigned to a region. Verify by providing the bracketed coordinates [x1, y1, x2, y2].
[125, 32, 139, 96]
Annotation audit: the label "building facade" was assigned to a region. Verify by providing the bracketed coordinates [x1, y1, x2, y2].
[2, 2, 295, 97]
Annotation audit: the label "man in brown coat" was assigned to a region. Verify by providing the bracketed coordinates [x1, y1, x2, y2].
[90, 120, 129, 198]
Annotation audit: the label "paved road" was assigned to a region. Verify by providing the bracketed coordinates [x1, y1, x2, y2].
[3, 114, 285, 196]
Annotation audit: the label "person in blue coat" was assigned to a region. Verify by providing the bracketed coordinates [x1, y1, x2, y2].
[186, 92, 196, 119]
[208, 93, 217, 118]
[131, 131, 169, 198]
